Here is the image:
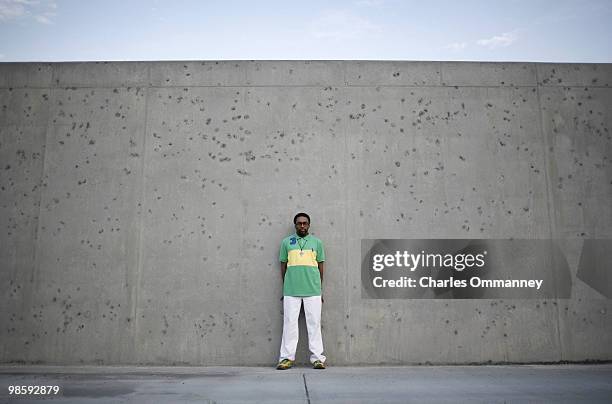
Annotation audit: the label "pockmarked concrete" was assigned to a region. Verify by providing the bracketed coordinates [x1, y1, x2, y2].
[1, 61, 611, 366]
[1, 364, 611, 403]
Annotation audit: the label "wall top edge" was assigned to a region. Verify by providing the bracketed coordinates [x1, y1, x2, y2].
[1, 61, 610, 88]
[0, 60, 611, 65]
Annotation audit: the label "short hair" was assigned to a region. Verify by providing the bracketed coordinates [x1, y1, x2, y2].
[293, 212, 310, 224]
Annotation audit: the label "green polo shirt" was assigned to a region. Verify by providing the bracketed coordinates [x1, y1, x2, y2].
[279, 233, 325, 297]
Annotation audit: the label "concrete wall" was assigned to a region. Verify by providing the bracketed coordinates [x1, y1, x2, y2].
[1, 61, 611, 365]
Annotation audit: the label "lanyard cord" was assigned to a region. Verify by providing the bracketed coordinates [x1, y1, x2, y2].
[297, 238, 308, 251]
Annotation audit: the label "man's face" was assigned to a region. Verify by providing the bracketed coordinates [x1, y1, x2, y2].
[295, 217, 310, 237]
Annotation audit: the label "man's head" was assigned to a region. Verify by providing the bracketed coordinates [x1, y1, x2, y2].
[293, 212, 310, 237]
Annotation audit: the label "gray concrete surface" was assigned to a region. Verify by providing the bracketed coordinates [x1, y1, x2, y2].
[1, 364, 611, 403]
[1, 61, 611, 366]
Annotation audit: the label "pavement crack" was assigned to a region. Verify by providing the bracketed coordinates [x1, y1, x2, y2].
[302, 373, 311, 404]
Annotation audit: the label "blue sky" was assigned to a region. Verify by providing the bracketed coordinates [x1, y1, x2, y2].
[0, 0, 611, 62]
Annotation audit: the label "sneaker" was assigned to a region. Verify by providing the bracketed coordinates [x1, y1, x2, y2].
[276, 359, 294, 370]
[312, 360, 326, 369]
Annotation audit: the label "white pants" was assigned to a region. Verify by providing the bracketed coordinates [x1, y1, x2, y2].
[279, 296, 326, 364]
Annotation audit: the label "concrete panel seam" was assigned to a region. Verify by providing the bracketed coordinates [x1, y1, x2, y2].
[341, 80, 351, 363]
[538, 85, 611, 89]
[131, 64, 152, 357]
[534, 63, 564, 362]
[302, 373, 311, 404]
[238, 84, 248, 366]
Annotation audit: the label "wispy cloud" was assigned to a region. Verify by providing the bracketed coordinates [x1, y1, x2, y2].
[476, 31, 517, 49]
[34, 13, 52, 24]
[0, 0, 31, 20]
[356, 0, 385, 6]
[445, 42, 467, 52]
[0, 0, 57, 24]
[310, 10, 382, 40]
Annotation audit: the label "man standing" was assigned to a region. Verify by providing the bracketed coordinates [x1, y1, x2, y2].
[276, 212, 327, 370]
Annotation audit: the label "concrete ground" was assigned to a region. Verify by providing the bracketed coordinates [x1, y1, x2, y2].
[1, 364, 611, 403]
